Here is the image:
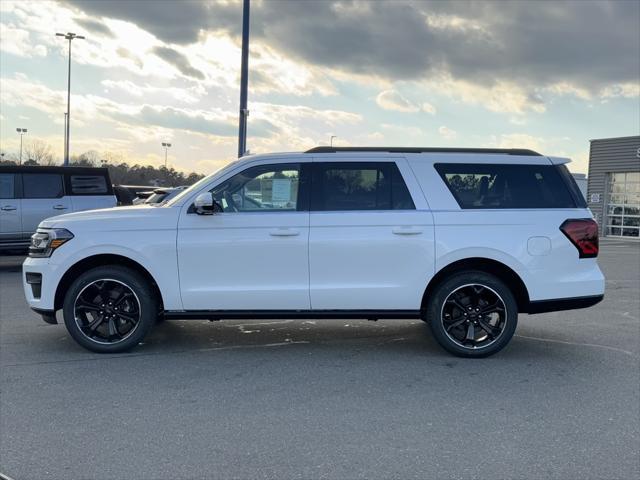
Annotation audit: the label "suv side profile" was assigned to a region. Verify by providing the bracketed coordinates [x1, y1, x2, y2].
[1, 166, 116, 251]
[22, 147, 604, 357]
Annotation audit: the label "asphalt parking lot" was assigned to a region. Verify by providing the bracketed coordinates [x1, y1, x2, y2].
[1, 240, 638, 480]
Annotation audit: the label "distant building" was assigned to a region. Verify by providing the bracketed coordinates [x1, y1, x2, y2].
[571, 173, 588, 200]
[587, 136, 640, 239]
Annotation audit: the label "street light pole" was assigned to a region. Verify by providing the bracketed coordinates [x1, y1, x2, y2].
[161, 142, 172, 169]
[330, 135, 337, 147]
[56, 32, 85, 166]
[237, 0, 250, 158]
[16, 128, 27, 165]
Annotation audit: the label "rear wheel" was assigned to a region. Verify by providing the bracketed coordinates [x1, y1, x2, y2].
[62, 266, 157, 353]
[425, 271, 517, 357]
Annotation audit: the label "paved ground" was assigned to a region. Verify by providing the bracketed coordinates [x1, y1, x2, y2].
[1, 240, 638, 480]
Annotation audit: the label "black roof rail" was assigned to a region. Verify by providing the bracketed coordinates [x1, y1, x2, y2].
[305, 146, 542, 156]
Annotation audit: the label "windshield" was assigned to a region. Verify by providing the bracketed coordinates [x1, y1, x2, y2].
[165, 159, 240, 206]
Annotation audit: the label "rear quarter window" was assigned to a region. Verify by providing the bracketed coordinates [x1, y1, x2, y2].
[434, 163, 577, 209]
[69, 175, 108, 195]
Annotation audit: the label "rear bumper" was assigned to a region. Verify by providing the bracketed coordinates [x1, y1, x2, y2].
[526, 294, 604, 314]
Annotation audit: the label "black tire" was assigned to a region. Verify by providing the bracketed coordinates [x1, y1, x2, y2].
[62, 265, 157, 353]
[424, 271, 518, 358]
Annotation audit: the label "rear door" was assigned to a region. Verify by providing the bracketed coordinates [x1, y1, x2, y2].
[20, 172, 71, 237]
[0, 173, 22, 243]
[308, 158, 435, 311]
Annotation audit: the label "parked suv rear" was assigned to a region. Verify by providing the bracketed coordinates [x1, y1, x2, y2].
[22, 147, 604, 357]
[1, 166, 116, 251]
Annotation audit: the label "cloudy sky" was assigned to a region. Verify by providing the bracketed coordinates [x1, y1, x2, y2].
[1, 0, 638, 174]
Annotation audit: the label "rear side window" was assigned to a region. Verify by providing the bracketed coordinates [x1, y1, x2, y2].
[70, 175, 108, 195]
[0, 174, 15, 199]
[311, 162, 415, 211]
[22, 173, 64, 199]
[434, 163, 576, 209]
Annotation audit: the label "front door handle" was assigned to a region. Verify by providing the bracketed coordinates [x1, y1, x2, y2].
[269, 228, 300, 237]
[53, 205, 68, 210]
[392, 226, 423, 235]
[1, 205, 17, 211]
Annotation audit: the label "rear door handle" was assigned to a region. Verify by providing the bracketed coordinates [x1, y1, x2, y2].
[53, 205, 68, 210]
[1, 205, 17, 211]
[392, 226, 423, 235]
[269, 228, 300, 237]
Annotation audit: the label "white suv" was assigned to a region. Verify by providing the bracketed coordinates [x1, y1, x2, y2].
[22, 147, 604, 357]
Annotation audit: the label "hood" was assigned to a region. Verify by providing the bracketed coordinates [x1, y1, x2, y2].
[39, 204, 180, 232]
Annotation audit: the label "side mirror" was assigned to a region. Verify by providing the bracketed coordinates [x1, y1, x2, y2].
[193, 193, 222, 215]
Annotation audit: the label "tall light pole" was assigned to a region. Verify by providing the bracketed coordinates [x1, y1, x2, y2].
[330, 135, 337, 147]
[56, 32, 85, 166]
[237, 0, 250, 158]
[16, 128, 27, 165]
[161, 142, 172, 169]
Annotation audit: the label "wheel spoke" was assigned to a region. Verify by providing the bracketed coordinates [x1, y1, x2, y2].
[117, 313, 137, 325]
[114, 292, 132, 307]
[465, 322, 475, 341]
[480, 300, 504, 315]
[86, 315, 105, 332]
[76, 298, 101, 312]
[477, 319, 500, 339]
[446, 297, 467, 313]
[107, 317, 119, 339]
[445, 317, 467, 332]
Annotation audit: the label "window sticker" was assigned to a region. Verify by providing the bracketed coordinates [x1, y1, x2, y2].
[271, 178, 292, 203]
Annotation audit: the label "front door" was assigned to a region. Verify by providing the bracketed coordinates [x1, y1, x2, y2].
[0, 173, 22, 244]
[308, 159, 435, 311]
[177, 162, 311, 311]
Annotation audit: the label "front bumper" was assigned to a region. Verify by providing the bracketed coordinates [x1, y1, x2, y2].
[22, 256, 62, 312]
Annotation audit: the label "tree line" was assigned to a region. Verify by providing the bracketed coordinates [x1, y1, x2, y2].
[0, 140, 205, 187]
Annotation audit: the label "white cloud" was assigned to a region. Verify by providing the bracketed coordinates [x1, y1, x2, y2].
[376, 90, 420, 113]
[438, 126, 457, 140]
[0, 23, 47, 58]
[422, 102, 437, 115]
[424, 75, 546, 114]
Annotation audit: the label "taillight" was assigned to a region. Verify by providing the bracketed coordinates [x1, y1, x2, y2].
[560, 218, 599, 258]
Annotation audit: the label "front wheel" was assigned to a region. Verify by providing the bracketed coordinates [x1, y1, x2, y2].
[425, 271, 518, 358]
[62, 266, 157, 353]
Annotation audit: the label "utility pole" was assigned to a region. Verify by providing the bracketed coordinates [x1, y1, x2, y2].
[56, 32, 85, 166]
[161, 142, 172, 169]
[237, 0, 250, 158]
[16, 128, 27, 165]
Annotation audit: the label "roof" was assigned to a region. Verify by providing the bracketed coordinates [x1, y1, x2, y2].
[305, 146, 542, 156]
[0, 165, 110, 175]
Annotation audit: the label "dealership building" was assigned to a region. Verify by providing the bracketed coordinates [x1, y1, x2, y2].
[586, 135, 640, 239]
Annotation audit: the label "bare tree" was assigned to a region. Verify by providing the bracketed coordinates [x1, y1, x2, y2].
[23, 140, 57, 165]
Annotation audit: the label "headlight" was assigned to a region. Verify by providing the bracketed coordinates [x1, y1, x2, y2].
[29, 228, 74, 258]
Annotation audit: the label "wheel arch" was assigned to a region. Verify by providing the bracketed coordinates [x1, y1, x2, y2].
[54, 254, 164, 311]
[421, 257, 530, 312]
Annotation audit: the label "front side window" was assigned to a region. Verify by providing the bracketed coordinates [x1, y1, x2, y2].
[22, 173, 64, 199]
[311, 162, 415, 211]
[435, 163, 576, 209]
[211, 164, 301, 212]
[0, 174, 15, 199]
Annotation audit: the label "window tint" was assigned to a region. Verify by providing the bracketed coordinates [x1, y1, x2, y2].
[23, 173, 64, 199]
[435, 163, 576, 209]
[211, 164, 301, 212]
[0, 174, 15, 199]
[312, 162, 414, 211]
[70, 175, 108, 195]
